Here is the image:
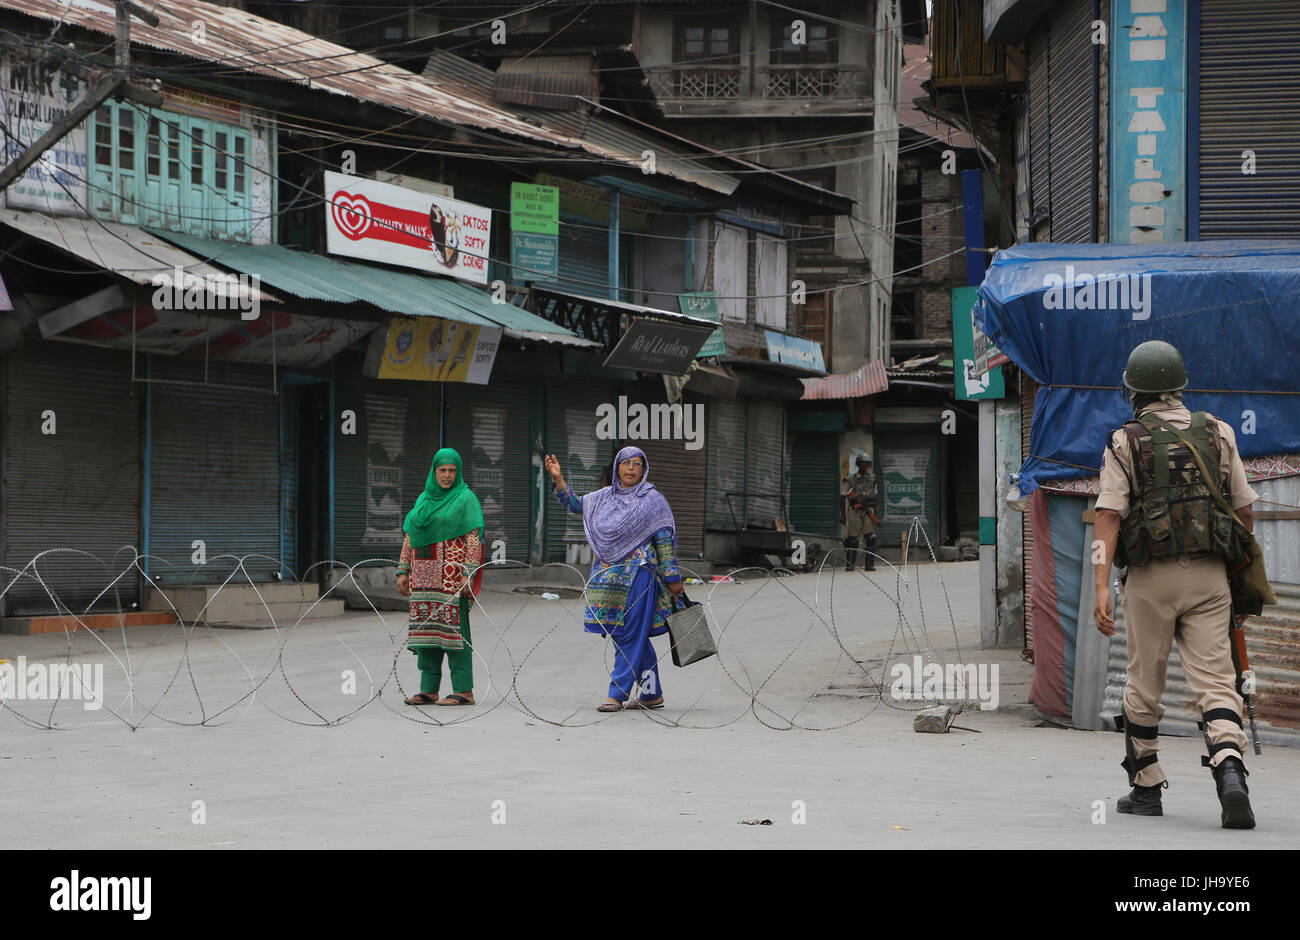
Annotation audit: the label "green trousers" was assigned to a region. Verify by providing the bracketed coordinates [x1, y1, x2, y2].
[416, 618, 473, 695]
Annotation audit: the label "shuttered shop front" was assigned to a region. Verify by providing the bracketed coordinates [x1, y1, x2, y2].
[1, 340, 142, 614]
[444, 379, 533, 565]
[633, 392, 708, 564]
[707, 398, 747, 530]
[1026, 0, 1098, 242]
[545, 381, 615, 562]
[1197, 1, 1300, 237]
[334, 366, 440, 566]
[148, 360, 280, 584]
[789, 432, 840, 537]
[745, 399, 786, 528]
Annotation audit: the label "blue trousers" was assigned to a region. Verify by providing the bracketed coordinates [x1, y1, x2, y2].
[607, 565, 663, 702]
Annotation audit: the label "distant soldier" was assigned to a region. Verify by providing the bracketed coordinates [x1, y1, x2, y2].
[841, 455, 879, 572]
[1093, 340, 1258, 828]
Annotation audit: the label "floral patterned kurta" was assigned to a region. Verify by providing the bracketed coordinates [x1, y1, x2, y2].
[396, 530, 483, 650]
[552, 484, 681, 635]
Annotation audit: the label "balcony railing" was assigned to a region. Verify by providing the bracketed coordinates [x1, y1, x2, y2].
[647, 65, 867, 102]
[760, 65, 866, 99]
[647, 66, 741, 100]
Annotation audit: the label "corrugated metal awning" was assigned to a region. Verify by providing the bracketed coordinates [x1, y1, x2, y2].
[800, 360, 889, 399]
[152, 232, 598, 346]
[529, 287, 717, 330]
[0, 208, 277, 302]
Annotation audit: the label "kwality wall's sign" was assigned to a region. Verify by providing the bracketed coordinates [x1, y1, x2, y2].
[1110, 0, 1186, 244]
[324, 171, 492, 284]
[603, 317, 715, 375]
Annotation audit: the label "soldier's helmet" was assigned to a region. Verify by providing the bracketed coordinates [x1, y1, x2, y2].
[1122, 340, 1188, 394]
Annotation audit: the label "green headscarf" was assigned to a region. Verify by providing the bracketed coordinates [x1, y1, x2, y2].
[402, 448, 485, 547]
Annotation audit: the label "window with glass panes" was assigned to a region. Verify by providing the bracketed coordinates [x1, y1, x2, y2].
[772, 20, 837, 64]
[89, 102, 257, 241]
[677, 18, 739, 63]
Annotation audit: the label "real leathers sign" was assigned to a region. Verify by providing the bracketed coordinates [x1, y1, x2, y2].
[324, 171, 492, 283]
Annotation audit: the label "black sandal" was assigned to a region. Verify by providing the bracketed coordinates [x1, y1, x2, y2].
[404, 692, 440, 706]
[437, 693, 474, 706]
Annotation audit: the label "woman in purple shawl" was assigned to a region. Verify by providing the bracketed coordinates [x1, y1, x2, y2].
[544, 445, 683, 712]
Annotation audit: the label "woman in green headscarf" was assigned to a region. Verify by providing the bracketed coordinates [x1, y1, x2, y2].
[396, 448, 486, 706]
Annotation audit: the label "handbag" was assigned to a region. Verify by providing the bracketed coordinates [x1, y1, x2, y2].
[655, 571, 717, 667]
[1144, 416, 1277, 606]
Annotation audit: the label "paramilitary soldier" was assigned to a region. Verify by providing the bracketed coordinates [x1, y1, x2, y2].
[842, 455, 879, 571]
[1093, 340, 1257, 829]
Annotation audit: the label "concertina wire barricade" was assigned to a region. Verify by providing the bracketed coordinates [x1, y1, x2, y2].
[0, 518, 974, 733]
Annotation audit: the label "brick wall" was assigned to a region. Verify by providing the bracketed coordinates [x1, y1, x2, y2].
[916, 163, 967, 340]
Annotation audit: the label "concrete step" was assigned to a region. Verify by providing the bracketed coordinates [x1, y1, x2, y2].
[144, 582, 321, 621]
[206, 598, 347, 626]
[0, 611, 179, 636]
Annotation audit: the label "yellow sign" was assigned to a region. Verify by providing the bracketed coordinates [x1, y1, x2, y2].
[377, 316, 501, 384]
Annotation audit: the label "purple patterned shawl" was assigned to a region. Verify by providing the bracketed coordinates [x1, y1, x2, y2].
[581, 445, 677, 563]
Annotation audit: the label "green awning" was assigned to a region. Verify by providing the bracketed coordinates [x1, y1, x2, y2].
[151, 232, 597, 345]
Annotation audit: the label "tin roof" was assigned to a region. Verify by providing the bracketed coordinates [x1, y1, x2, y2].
[0, 208, 277, 303]
[6, 0, 749, 196]
[6, 0, 579, 147]
[494, 54, 597, 111]
[152, 231, 598, 346]
[799, 359, 890, 399]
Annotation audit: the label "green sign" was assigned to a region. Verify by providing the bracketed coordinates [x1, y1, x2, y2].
[512, 232, 558, 280]
[679, 291, 725, 358]
[951, 286, 1005, 400]
[511, 182, 559, 235]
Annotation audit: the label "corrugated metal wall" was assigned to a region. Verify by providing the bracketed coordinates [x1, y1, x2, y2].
[148, 359, 279, 584]
[1, 340, 142, 614]
[1253, 475, 1300, 612]
[1022, 374, 1038, 655]
[1198, 1, 1300, 237]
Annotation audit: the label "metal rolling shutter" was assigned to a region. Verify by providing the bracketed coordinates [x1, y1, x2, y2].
[332, 376, 440, 566]
[544, 382, 614, 562]
[279, 387, 299, 574]
[332, 364, 367, 566]
[745, 398, 786, 528]
[1, 340, 142, 615]
[1027, 2, 1098, 242]
[444, 380, 532, 565]
[148, 359, 279, 584]
[789, 432, 840, 537]
[1026, 22, 1051, 239]
[707, 397, 747, 530]
[1198, 2, 1300, 237]
[635, 394, 708, 564]
[551, 222, 609, 297]
[1021, 374, 1038, 655]
[1046, 0, 1096, 242]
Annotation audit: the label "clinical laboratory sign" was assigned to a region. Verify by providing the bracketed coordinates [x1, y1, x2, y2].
[324, 171, 493, 284]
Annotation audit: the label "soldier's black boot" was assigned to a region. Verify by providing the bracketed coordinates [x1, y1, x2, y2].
[842, 537, 857, 571]
[865, 533, 877, 571]
[1117, 781, 1165, 816]
[1212, 757, 1255, 829]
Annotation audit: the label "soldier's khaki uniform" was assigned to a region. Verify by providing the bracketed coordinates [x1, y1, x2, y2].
[1096, 399, 1258, 787]
[843, 471, 877, 537]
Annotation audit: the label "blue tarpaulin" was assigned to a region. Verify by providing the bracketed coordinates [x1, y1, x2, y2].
[974, 240, 1300, 493]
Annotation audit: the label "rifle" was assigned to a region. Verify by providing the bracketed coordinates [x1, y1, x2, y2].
[1228, 602, 1262, 756]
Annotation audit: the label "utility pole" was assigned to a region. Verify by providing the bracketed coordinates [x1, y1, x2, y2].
[0, 1, 162, 192]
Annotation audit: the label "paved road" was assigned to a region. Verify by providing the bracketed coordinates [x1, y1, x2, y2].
[2, 561, 1295, 848]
